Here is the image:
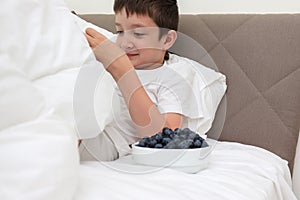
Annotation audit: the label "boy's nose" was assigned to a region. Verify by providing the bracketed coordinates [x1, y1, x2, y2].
[121, 41, 133, 50]
[120, 38, 134, 50]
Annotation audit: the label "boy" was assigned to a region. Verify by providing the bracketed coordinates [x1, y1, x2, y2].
[83, 0, 226, 161]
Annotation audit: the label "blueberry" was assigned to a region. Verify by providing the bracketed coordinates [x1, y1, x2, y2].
[142, 136, 150, 142]
[150, 135, 156, 140]
[162, 127, 173, 136]
[187, 132, 197, 140]
[181, 128, 191, 135]
[193, 134, 202, 142]
[175, 134, 186, 141]
[173, 128, 181, 135]
[201, 140, 208, 148]
[136, 127, 208, 149]
[154, 143, 163, 148]
[169, 132, 176, 139]
[193, 139, 202, 148]
[148, 139, 157, 148]
[137, 140, 147, 147]
[178, 139, 193, 149]
[155, 132, 163, 142]
[164, 142, 178, 149]
[177, 129, 190, 139]
[162, 137, 172, 145]
[139, 137, 150, 146]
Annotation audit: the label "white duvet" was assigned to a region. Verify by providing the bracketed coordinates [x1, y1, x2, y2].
[75, 141, 296, 200]
[0, 0, 297, 200]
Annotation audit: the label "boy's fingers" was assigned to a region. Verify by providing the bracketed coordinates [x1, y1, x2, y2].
[85, 28, 126, 69]
[86, 28, 106, 40]
[85, 28, 108, 48]
[84, 33, 96, 47]
[85, 28, 97, 37]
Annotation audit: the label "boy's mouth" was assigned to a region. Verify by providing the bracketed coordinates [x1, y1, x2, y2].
[126, 52, 139, 58]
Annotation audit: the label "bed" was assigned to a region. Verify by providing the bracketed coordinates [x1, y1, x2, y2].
[0, 1, 299, 200]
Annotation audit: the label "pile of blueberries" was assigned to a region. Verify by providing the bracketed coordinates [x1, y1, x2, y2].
[136, 127, 208, 149]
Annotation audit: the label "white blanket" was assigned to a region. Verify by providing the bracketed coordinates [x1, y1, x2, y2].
[74, 141, 296, 200]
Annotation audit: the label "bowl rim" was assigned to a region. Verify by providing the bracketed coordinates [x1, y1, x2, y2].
[131, 142, 210, 152]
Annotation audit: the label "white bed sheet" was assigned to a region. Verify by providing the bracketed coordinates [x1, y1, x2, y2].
[74, 141, 297, 200]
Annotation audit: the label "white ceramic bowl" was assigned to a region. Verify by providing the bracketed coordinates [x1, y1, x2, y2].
[131, 142, 211, 173]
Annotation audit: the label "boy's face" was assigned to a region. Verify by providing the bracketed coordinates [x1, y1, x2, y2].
[115, 9, 167, 69]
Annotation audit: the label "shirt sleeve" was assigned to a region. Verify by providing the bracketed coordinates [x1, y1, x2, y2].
[156, 57, 227, 134]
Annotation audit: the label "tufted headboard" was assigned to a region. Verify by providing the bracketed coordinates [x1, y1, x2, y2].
[79, 14, 300, 171]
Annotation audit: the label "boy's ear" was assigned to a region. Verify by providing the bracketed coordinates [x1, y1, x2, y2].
[162, 30, 177, 50]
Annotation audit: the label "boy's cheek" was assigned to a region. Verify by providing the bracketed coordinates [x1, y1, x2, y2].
[115, 39, 122, 47]
[137, 42, 164, 51]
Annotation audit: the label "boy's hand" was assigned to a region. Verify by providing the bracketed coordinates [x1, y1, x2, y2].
[85, 28, 107, 48]
[84, 28, 126, 69]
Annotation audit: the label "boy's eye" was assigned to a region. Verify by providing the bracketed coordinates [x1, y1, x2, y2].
[116, 31, 124, 35]
[133, 32, 145, 37]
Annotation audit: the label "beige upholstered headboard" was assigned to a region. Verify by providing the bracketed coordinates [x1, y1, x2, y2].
[79, 14, 300, 171]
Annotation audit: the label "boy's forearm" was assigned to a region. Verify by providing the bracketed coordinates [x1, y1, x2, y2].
[110, 63, 167, 137]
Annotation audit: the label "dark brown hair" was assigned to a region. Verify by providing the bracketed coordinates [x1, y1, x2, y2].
[114, 0, 178, 60]
[114, 0, 179, 33]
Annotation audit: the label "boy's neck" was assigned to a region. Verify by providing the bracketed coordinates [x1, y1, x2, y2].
[135, 62, 165, 70]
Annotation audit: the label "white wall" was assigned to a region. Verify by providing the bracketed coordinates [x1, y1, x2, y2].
[65, 0, 300, 14]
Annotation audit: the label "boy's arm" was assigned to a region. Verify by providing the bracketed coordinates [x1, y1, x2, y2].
[85, 28, 182, 137]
